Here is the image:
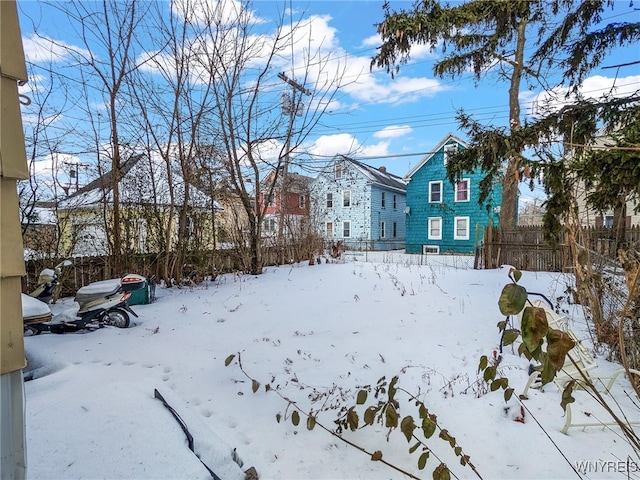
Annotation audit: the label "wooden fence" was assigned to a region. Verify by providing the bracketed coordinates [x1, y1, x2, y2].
[23, 244, 308, 297]
[475, 225, 640, 271]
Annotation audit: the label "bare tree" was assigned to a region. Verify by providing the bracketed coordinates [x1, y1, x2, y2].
[126, 0, 229, 284]
[19, 60, 79, 260]
[192, 0, 346, 274]
[40, 0, 148, 274]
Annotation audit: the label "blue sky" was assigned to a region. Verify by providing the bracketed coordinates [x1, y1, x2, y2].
[16, 0, 640, 205]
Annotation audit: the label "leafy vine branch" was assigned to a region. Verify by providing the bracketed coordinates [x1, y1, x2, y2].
[225, 352, 482, 480]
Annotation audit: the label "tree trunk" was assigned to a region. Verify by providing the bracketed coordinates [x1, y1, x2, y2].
[613, 197, 627, 254]
[249, 216, 262, 275]
[500, 18, 527, 229]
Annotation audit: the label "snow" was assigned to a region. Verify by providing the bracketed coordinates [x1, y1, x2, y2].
[75, 278, 122, 295]
[21, 294, 51, 319]
[23, 253, 640, 479]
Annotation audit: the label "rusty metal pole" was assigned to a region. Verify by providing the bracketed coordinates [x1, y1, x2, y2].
[1, 1, 30, 478]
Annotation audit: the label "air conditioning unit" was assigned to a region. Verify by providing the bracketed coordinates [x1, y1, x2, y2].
[422, 245, 439, 255]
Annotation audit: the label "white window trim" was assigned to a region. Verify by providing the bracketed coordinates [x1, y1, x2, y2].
[455, 178, 470, 203]
[422, 245, 440, 255]
[428, 217, 442, 240]
[343, 190, 351, 207]
[326, 192, 333, 208]
[326, 221, 333, 237]
[429, 181, 442, 203]
[335, 164, 342, 179]
[343, 220, 351, 238]
[380, 221, 386, 238]
[381, 191, 386, 209]
[454, 216, 470, 240]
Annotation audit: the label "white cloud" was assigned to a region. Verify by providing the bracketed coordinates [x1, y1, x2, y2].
[360, 141, 391, 158]
[30, 152, 81, 178]
[305, 133, 392, 160]
[374, 125, 413, 139]
[528, 74, 640, 117]
[361, 34, 381, 48]
[171, 0, 263, 26]
[307, 133, 361, 158]
[361, 33, 437, 61]
[339, 49, 448, 106]
[22, 34, 89, 64]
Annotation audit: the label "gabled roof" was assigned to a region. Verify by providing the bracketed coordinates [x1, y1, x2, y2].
[59, 153, 220, 210]
[405, 133, 468, 180]
[335, 155, 406, 193]
[260, 168, 314, 192]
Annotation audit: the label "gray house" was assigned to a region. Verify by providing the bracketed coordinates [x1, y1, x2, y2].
[311, 155, 407, 250]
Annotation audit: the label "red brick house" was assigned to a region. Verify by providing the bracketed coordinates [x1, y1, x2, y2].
[258, 168, 312, 240]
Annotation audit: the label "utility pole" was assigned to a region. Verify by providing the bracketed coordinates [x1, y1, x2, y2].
[276, 72, 310, 261]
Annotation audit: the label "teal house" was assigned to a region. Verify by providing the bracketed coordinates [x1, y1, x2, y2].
[404, 134, 502, 254]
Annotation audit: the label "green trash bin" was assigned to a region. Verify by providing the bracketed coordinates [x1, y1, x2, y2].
[127, 280, 149, 305]
[122, 274, 153, 305]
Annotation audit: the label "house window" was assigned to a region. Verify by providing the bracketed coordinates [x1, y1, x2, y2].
[444, 143, 458, 166]
[393, 222, 397, 238]
[326, 222, 333, 237]
[343, 221, 351, 238]
[423, 245, 440, 254]
[335, 164, 342, 179]
[428, 217, 442, 240]
[393, 194, 397, 209]
[299, 194, 306, 209]
[605, 215, 614, 228]
[267, 193, 275, 207]
[264, 217, 277, 233]
[455, 179, 470, 202]
[343, 190, 351, 207]
[381, 192, 386, 208]
[454, 216, 470, 240]
[381, 221, 386, 238]
[326, 192, 333, 208]
[429, 181, 442, 203]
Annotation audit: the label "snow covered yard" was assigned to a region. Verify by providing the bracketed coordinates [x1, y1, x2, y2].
[23, 255, 640, 479]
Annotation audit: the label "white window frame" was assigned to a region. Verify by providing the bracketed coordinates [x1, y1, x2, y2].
[264, 217, 277, 233]
[422, 245, 440, 254]
[380, 221, 386, 238]
[454, 216, 470, 240]
[428, 217, 442, 240]
[429, 181, 442, 203]
[335, 164, 342, 179]
[444, 143, 458, 166]
[326, 192, 333, 208]
[381, 191, 386, 209]
[343, 190, 351, 207]
[299, 194, 306, 209]
[343, 221, 351, 238]
[455, 178, 470, 202]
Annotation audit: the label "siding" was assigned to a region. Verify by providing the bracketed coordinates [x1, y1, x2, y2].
[311, 157, 407, 249]
[311, 166, 372, 241]
[406, 140, 502, 254]
[370, 185, 407, 244]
